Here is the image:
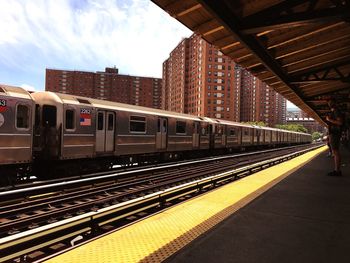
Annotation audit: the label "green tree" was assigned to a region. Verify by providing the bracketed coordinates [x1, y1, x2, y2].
[242, 121, 267, 127]
[275, 124, 308, 133]
[312, 132, 322, 141]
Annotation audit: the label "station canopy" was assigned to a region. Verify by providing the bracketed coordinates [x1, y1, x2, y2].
[152, 0, 350, 125]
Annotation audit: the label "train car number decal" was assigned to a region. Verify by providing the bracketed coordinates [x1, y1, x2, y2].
[80, 108, 91, 126]
[0, 99, 6, 113]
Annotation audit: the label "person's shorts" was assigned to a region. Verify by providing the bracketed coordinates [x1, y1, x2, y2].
[329, 134, 341, 150]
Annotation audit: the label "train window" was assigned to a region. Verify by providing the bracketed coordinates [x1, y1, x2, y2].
[16, 104, 29, 129]
[217, 126, 223, 135]
[157, 119, 160, 132]
[162, 119, 167, 132]
[176, 121, 186, 134]
[130, 115, 146, 133]
[244, 129, 249, 136]
[42, 105, 56, 127]
[97, 112, 104, 130]
[65, 109, 75, 130]
[229, 129, 236, 136]
[193, 122, 200, 133]
[201, 126, 207, 135]
[35, 104, 40, 127]
[108, 113, 114, 130]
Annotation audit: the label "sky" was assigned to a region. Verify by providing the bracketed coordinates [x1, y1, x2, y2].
[0, 0, 297, 108]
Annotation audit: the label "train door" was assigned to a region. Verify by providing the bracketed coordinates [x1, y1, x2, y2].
[106, 112, 115, 152]
[96, 111, 105, 152]
[209, 124, 215, 149]
[156, 117, 167, 150]
[42, 105, 58, 157]
[96, 111, 115, 152]
[221, 125, 226, 146]
[192, 121, 200, 148]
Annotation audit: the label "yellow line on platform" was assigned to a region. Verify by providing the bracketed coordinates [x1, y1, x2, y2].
[46, 146, 326, 263]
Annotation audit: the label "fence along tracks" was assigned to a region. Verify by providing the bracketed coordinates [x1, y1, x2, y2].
[0, 144, 322, 262]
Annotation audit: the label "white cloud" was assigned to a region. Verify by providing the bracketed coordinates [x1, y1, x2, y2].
[287, 100, 299, 109]
[0, 0, 192, 89]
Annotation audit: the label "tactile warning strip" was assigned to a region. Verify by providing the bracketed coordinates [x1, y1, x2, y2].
[46, 146, 326, 263]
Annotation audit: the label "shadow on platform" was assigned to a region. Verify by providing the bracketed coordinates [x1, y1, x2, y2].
[165, 146, 350, 263]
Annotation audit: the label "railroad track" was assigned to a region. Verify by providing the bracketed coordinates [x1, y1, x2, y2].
[0, 144, 317, 197]
[0, 144, 323, 262]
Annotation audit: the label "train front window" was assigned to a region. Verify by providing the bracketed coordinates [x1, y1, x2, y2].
[16, 104, 29, 129]
[42, 105, 56, 127]
[65, 109, 75, 130]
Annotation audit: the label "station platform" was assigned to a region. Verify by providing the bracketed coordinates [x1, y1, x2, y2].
[45, 145, 350, 263]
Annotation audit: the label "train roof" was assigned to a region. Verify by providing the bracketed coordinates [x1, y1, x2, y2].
[33, 91, 205, 122]
[208, 118, 310, 135]
[0, 84, 33, 100]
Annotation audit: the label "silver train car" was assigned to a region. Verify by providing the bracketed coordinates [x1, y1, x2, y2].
[30, 91, 311, 176]
[0, 86, 312, 183]
[0, 85, 35, 183]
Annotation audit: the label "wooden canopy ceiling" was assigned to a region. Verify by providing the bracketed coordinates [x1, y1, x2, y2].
[152, 0, 350, 125]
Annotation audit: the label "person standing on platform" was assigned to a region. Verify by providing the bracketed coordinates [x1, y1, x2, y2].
[326, 133, 332, 157]
[326, 99, 344, 176]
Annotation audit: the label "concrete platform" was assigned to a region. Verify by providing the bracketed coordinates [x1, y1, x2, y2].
[45, 145, 349, 263]
[166, 146, 350, 263]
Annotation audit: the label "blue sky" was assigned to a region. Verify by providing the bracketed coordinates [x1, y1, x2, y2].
[0, 0, 297, 108]
[0, 0, 192, 91]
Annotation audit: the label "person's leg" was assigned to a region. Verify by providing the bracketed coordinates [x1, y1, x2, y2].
[328, 135, 341, 175]
[333, 148, 341, 172]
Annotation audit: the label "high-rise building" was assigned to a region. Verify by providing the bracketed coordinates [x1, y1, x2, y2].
[238, 66, 286, 126]
[46, 67, 162, 109]
[163, 34, 239, 121]
[162, 33, 287, 126]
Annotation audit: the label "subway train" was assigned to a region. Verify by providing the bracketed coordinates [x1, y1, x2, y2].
[0, 84, 312, 184]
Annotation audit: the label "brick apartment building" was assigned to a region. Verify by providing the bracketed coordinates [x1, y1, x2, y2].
[239, 67, 286, 126]
[162, 33, 286, 126]
[286, 117, 325, 133]
[286, 109, 324, 133]
[163, 34, 239, 121]
[46, 67, 162, 109]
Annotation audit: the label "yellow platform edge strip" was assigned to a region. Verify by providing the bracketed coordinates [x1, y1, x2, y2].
[47, 146, 326, 263]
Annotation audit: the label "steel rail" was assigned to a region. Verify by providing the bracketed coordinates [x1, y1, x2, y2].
[0, 144, 316, 200]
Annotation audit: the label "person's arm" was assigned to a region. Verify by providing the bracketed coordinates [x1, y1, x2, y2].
[326, 115, 343, 127]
